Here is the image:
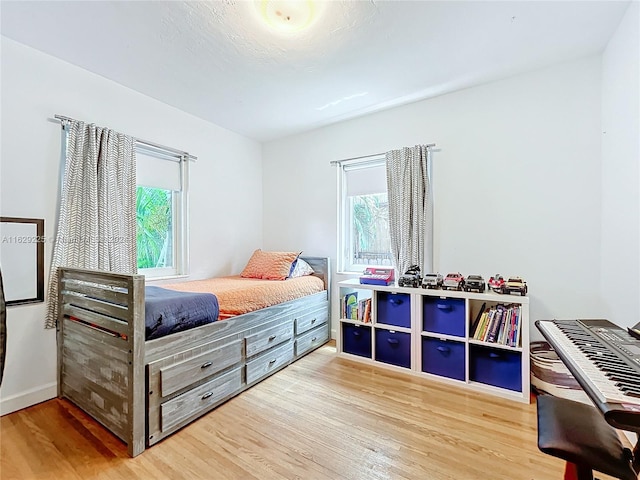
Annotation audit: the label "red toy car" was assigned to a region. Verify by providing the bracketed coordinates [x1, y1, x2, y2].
[488, 274, 505, 293]
[442, 272, 464, 291]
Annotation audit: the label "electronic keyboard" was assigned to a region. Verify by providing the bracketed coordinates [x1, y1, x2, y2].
[536, 319, 640, 433]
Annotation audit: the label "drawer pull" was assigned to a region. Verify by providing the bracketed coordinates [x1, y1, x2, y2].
[269, 359, 277, 365]
[436, 303, 452, 311]
[389, 298, 404, 305]
[201, 392, 214, 400]
[437, 346, 451, 354]
[268, 335, 277, 341]
[312, 337, 317, 342]
[311, 318, 317, 324]
[201, 361, 213, 369]
[489, 352, 502, 359]
[387, 338, 399, 346]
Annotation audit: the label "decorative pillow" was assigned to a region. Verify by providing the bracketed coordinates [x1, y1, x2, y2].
[240, 249, 301, 280]
[289, 258, 315, 278]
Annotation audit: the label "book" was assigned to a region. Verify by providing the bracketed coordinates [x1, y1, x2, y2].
[471, 302, 486, 338]
[362, 298, 372, 323]
[487, 306, 504, 343]
[474, 311, 488, 339]
[499, 307, 512, 344]
[497, 308, 506, 344]
[356, 298, 372, 322]
[514, 306, 522, 347]
[505, 308, 514, 345]
[344, 292, 358, 320]
[481, 310, 495, 341]
[509, 308, 517, 346]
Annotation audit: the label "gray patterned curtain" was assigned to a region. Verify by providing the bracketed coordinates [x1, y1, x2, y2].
[386, 145, 433, 275]
[45, 121, 137, 329]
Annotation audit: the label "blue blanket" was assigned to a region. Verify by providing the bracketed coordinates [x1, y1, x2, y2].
[145, 286, 219, 340]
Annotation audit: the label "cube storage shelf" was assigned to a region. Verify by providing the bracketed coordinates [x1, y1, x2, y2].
[338, 279, 530, 403]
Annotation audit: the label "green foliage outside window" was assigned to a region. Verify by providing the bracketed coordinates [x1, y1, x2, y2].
[352, 193, 391, 265]
[136, 186, 173, 269]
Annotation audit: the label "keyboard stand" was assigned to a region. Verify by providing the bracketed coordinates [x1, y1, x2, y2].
[537, 395, 638, 480]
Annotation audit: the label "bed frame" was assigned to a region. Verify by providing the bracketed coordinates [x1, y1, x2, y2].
[57, 257, 330, 457]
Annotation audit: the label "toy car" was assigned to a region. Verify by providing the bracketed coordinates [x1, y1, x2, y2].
[422, 273, 443, 289]
[398, 265, 422, 287]
[488, 274, 505, 293]
[442, 272, 464, 291]
[503, 276, 528, 296]
[464, 275, 485, 293]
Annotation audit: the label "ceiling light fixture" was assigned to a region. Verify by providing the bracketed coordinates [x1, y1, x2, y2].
[258, 0, 316, 33]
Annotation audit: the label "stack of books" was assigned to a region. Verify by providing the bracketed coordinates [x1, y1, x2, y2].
[341, 292, 372, 323]
[471, 304, 522, 347]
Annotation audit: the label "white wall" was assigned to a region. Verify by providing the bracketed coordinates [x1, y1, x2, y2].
[600, 2, 640, 329]
[0, 38, 263, 414]
[262, 56, 604, 339]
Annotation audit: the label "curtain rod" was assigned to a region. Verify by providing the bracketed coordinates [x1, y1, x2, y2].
[54, 114, 197, 162]
[329, 143, 436, 166]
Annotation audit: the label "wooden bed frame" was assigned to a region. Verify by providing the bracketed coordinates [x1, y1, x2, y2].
[57, 257, 330, 457]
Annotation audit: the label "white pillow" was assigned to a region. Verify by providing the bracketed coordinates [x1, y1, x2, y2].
[289, 258, 315, 278]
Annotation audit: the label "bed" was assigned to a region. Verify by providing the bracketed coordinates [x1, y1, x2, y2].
[56, 256, 330, 457]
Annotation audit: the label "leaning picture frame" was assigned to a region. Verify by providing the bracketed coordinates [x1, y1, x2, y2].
[0, 217, 45, 306]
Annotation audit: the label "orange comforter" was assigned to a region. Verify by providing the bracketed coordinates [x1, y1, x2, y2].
[163, 275, 325, 319]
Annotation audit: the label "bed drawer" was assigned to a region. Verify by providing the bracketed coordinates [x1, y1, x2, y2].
[295, 324, 329, 357]
[160, 367, 242, 433]
[245, 320, 294, 358]
[295, 305, 329, 335]
[159, 339, 242, 398]
[246, 340, 294, 385]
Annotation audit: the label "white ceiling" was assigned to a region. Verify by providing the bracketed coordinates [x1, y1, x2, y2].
[0, 0, 630, 142]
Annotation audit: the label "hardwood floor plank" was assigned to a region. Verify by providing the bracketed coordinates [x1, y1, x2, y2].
[0, 343, 620, 480]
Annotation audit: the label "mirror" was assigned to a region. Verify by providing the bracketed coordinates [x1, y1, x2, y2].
[0, 217, 45, 306]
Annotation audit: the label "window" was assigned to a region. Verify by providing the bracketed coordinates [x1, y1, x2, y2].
[136, 147, 189, 278]
[338, 157, 392, 273]
[136, 186, 173, 270]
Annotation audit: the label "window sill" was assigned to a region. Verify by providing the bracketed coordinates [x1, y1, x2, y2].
[145, 274, 189, 282]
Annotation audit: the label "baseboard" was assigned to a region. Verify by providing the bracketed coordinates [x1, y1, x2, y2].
[0, 382, 57, 416]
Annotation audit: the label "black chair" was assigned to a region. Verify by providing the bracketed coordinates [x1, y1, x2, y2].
[536, 395, 637, 480]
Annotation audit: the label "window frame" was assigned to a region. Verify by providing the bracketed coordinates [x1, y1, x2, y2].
[337, 155, 390, 274]
[136, 147, 190, 280]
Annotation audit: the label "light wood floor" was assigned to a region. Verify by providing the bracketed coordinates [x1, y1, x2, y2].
[0, 343, 614, 480]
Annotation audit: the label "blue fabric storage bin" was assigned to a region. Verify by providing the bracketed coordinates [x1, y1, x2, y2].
[376, 292, 411, 328]
[375, 329, 411, 368]
[469, 345, 522, 392]
[421, 337, 465, 381]
[423, 297, 465, 337]
[342, 323, 372, 358]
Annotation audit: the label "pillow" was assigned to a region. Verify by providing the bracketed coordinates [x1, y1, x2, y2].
[289, 258, 315, 278]
[240, 249, 301, 280]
